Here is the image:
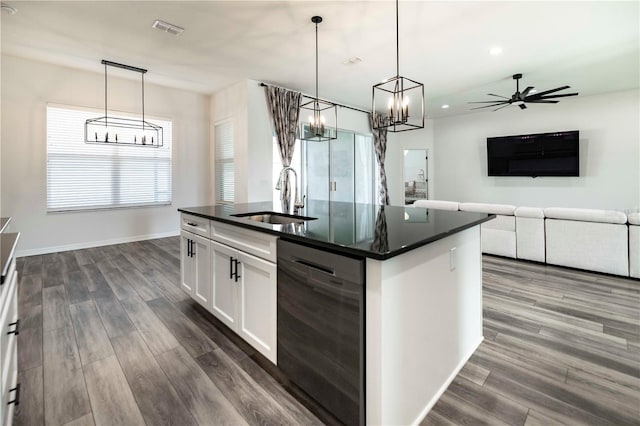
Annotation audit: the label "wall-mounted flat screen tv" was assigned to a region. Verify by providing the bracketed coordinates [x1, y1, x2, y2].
[487, 130, 579, 177]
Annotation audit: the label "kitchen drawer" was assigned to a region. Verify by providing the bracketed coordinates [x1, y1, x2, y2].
[180, 213, 211, 238]
[0, 272, 18, 383]
[0, 259, 15, 317]
[211, 221, 278, 263]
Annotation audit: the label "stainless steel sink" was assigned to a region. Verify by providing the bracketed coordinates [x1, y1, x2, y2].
[231, 211, 316, 225]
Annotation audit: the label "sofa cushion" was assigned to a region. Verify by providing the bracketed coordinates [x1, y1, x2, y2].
[543, 207, 627, 224]
[545, 219, 629, 276]
[482, 215, 515, 232]
[481, 228, 517, 258]
[412, 200, 459, 211]
[516, 216, 545, 262]
[459, 202, 515, 216]
[628, 212, 640, 225]
[514, 206, 545, 219]
[630, 225, 639, 278]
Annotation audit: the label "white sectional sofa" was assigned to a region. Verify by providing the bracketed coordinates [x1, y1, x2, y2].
[459, 203, 517, 258]
[514, 207, 545, 263]
[629, 212, 640, 279]
[412, 200, 636, 278]
[544, 208, 629, 276]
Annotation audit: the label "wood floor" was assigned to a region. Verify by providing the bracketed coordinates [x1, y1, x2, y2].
[14, 238, 640, 426]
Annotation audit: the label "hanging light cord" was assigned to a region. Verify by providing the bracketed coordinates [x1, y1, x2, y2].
[396, 0, 399, 78]
[142, 72, 145, 131]
[104, 62, 108, 126]
[315, 19, 319, 103]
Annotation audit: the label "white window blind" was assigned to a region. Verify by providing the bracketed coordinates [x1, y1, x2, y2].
[46, 105, 172, 212]
[215, 121, 234, 204]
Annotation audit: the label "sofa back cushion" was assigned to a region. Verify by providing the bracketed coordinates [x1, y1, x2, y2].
[543, 207, 627, 224]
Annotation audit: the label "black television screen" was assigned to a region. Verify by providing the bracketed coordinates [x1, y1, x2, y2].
[487, 130, 579, 177]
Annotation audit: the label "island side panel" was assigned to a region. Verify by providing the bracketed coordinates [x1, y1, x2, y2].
[366, 225, 483, 425]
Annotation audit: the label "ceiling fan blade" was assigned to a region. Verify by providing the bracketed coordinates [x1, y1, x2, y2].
[521, 86, 534, 97]
[493, 104, 511, 112]
[528, 92, 579, 100]
[468, 100, 510, 104]
[526, 100, 559, 104]
[470, 103, 506, 110]
[527, 85, 570, 98]
[487, 93, 510, 99]
[519, 104, 527, 110]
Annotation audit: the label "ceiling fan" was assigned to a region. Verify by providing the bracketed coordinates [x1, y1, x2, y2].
[470, 73, 579, 111]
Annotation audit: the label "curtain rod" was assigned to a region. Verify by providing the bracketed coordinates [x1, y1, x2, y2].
[259, 82, 370, 115]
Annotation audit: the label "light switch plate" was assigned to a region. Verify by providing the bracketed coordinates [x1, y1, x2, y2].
[449, 247, 456, 271]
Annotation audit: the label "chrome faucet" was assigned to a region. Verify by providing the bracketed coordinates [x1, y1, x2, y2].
[275, 166, 305, 214]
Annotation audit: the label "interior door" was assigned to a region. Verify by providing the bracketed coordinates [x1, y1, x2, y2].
[331, 130, 355, 203]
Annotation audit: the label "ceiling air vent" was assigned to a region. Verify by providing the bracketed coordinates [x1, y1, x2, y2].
[152, 19, 184, 36]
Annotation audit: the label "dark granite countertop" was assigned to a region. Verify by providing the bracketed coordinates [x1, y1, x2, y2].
[179, 201, 494, 260]
[1, 232, 20, 284]
[0, 217, 11, 234]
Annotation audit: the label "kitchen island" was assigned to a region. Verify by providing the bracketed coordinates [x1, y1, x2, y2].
[178, 201, 493, 425]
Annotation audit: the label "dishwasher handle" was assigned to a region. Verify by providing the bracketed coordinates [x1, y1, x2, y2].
[293, 258, 335, 276]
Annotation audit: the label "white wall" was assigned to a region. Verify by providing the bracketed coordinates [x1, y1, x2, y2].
[210, 79, 273, 204]
[433, 89, 640, 211]
[0, 55, 212, 255]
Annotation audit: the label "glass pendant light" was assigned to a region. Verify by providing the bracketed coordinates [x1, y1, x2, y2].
[372, 0, 424, 132]
[300, 16, 337, 142]
[85, 60, 163, 147]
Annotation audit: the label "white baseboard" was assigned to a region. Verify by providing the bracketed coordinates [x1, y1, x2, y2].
[16, 231, 180, 257]
[412, 336, 485, 425]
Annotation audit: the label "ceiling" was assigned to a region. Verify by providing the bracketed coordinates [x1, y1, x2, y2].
[1, 1, 638, 118]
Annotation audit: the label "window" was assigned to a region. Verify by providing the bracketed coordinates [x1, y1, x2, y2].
[46, 105, 172, 212]
[214, 120, 234, 204]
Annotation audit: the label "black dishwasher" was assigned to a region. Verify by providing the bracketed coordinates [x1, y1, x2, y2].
[277, 240, 364, 426]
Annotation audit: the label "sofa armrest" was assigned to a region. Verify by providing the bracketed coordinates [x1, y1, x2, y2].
[514, 206, 544, 219]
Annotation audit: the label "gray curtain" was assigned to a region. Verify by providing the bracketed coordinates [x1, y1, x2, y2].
[265, 86, 302, 210]
[371, 205, 389, 253]
[369, 114, 390, 205]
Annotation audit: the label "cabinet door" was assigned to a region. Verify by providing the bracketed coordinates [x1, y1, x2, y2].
[236, 250, 277, 364]
[180, 231, 195, 295]
[191, 234, 212, 309]
[211, 241, 238, 331]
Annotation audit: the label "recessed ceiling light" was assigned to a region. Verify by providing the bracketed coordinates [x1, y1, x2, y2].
[343, 57, 362, 66]
[441, 104, 450, 109]
[489, 47, 503, 56]
[1, 2, 18, 15]
[152, 19, 184, 36]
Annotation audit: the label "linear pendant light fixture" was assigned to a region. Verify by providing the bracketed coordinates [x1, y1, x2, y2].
[372, 0, 424, 132]
[300, 16, 337, 142]
[85, 60, 163, 147]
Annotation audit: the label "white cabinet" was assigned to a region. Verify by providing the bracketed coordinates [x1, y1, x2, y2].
[211, 240, 277, 364]
[180, 213, 278, 365]
[0, 258, 19, 426]
[180, 231, 212, 309]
